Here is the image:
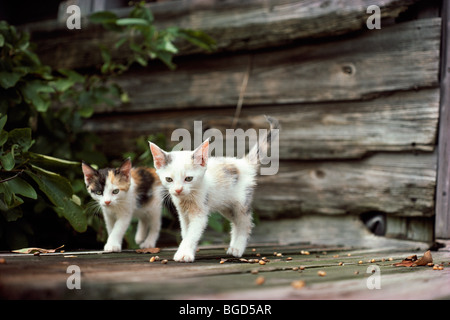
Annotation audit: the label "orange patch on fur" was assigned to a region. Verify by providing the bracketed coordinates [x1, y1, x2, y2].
[109, 170, 130, 191]
[149, 168, 161, 185]
[131, 169, 142, 186]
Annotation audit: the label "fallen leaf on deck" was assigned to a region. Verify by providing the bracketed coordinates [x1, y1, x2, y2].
[413, 250, 433, 266]
[394, 255, 417, 267]
[394, 250, 432, 267]
[12, 245, 65, 254]
[135, 247, 161, 254]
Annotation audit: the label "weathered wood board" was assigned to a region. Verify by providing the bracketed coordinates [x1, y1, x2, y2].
[86, 88, 440, 160]
[86, 18, 441, 113]
[436, 0, 450, 239]
[253, 152, 437, 219]
[1, 243, 449, 300]
[252, 215, 435, 246]
[26, 0, 422, 70]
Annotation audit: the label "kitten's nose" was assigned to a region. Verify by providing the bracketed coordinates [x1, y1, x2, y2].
[104, 200, 111, 206]
[175, 188, 183, 195]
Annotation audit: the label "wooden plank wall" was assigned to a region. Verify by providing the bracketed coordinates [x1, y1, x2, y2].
[436, 0, 450, 239]
[28, 0, 443, 242]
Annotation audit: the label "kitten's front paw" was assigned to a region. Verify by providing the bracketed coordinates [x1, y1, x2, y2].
[174, 249, 195, 262]
[104, 242, 122, 253]
[139, 239, 156, 249]
[227, 246, 245, 258]
[135, 235, 144, 245]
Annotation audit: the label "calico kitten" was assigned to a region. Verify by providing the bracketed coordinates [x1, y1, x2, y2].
[82, 158, 162, 252]
[149, 116, 279, 262]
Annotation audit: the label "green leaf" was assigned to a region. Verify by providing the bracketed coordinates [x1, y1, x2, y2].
[178, 29, 216, 52]
[89, 11, 118, 24]
[114, 37, 127, 49]
[116, 18, 149, 26]
[6, 176, 37, 200]
[0, 115, 7, 132]
[58, 69, 85, 84]
[0, 131, 8, 147]
[25, 152, 80, 171]
[0, 72, 22, 89]
[0, 146, 16, 171]
[78, 90, 95, 113]
[50, 78, 75, 92]
[27, 166, 74, 199]
[0, 34, 4, 47]
[53, 200, 86, 231]
[7, 128, 32, 152]
[162, 41, 178, 54]
[0, 181, 13, 206]
[0, 180, 23, 210]
[129, 4, 154, 23]
[120, 92, 130, 103]
[134, 55, 148, 67]
[78, 105, 94, 118]
[7, 194, 23, 210]
[129, 42, 144, 54]
[154, 51, 176, 70]
[25, 166, 87, 232]
[21, 80, 55, 112]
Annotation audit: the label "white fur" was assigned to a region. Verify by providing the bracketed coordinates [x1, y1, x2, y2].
[85, 170, 162, 253]
[150, 144, 256, 262]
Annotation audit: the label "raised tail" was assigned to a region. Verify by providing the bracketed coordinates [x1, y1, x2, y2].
[246, 115, 280, 165]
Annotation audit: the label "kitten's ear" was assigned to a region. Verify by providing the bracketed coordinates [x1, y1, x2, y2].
[119, 158, 132, 180]
[193, 139, 209, 167]
[81, 161, 96, 184]
[149, 142, 170, 169]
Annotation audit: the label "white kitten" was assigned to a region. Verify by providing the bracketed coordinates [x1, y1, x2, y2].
[149, 116, 279, 262]
[82, 158, 163, 252]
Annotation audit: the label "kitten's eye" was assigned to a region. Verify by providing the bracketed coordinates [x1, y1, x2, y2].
[165, 177, 173, 182]
[185, 176, 193, 182]
[112, 189, 120, 195]
[95, 190, 102, 195]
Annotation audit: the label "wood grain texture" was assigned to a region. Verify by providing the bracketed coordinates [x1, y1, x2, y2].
[85, 88, 440, 160]
[253, 152, 437, 219]
[435, 0, 450, 239]
[26, 0, 421, 70]
[252, 215, 434, 246]
[92, 18, 441, 113]
[153, 0, 420, 53]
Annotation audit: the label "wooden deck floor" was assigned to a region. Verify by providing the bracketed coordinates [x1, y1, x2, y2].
[1, 242, 449, 301]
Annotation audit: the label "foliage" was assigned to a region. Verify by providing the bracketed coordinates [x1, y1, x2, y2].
[122, 133, 166, 168]
[0, 2, 215, 250]
[89, 2, 215, 73]
[0, 21, 95, 249]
